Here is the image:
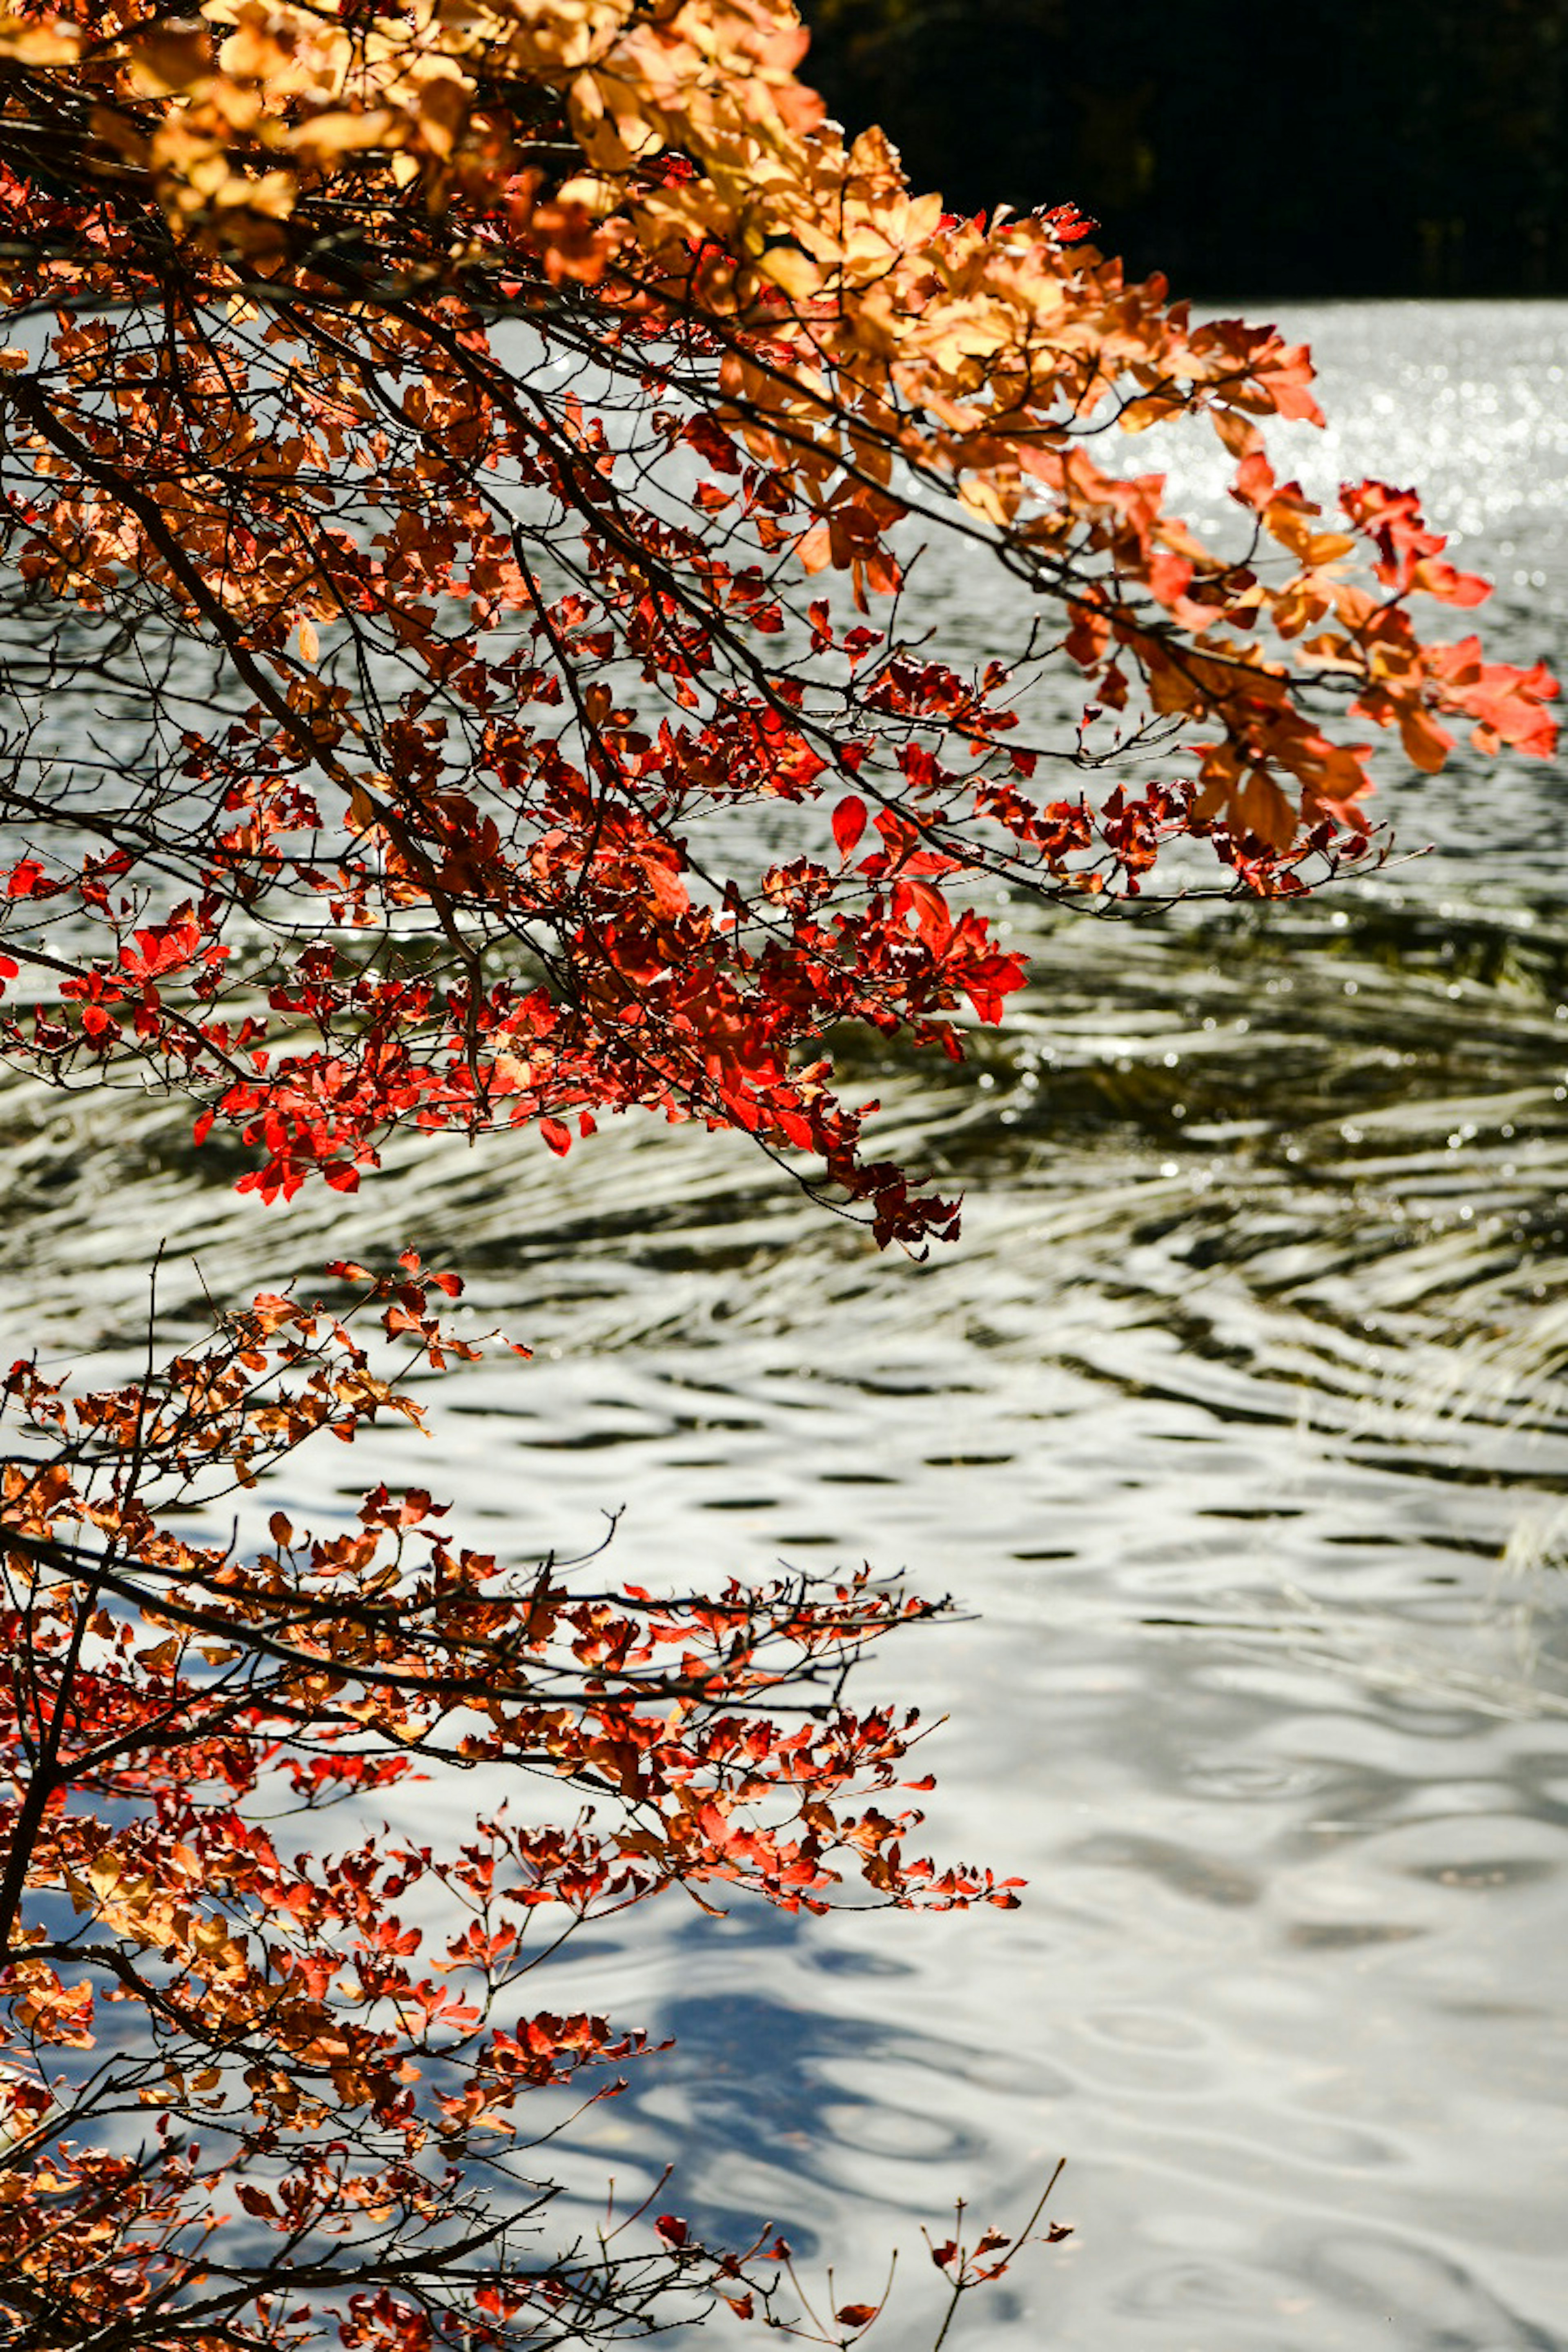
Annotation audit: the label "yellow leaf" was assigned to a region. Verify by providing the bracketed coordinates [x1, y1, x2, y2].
[128, 27, 213, 96]
[757, 244, 824, 301]
[1118, 394, 1181, 433]
[87, 1852, 123, 1898]
[0, 15, 82, 64]
[1235, 771, 1296, 851]
[284, 108, 394, 160]
[1398, 703, 1454, 774]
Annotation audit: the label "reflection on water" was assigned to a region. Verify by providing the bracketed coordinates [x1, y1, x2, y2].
[7, 302, 1568, 2350]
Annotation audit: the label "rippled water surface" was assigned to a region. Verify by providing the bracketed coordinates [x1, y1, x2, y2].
[9, 302, 1568, 2350]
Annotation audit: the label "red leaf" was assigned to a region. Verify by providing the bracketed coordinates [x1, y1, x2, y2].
[540, 1116, 572, 1156]
[680, 414, 739, 474]
[832, 796, 868, 860]
[835, 2304, 879, 2328]
[654, 2214, 688, 2248]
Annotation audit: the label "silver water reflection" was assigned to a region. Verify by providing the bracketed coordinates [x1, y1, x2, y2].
[5, 302, 1568, 2352]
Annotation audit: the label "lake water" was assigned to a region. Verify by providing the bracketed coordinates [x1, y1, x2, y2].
[7, 300, 1568, 2351]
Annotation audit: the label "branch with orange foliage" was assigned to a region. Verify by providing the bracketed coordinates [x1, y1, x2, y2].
[1, 1256, 1020, 2350]
[0, 0, 1552, 1245]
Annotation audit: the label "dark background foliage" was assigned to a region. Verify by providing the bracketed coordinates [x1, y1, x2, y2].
[797, 0, 1568, 297]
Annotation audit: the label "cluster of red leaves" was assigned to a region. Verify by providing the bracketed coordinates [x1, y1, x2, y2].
[0, 1, 1552, 1247]
[0, 1259, 1019, 2348]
